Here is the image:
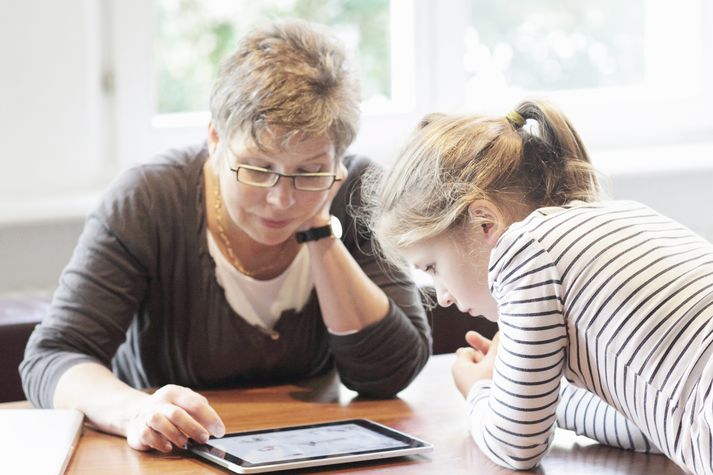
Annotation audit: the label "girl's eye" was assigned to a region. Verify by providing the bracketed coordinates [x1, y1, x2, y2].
[424, 264, 436, 275]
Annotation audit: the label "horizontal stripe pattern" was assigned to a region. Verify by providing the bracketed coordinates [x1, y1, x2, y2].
[468, 201, 713, 474]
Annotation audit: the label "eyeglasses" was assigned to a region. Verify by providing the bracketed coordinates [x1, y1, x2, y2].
[230, 164, 342, 192]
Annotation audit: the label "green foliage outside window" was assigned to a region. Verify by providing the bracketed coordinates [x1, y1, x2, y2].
[468, 0, 645, 90]
[155, 0, 390, 114]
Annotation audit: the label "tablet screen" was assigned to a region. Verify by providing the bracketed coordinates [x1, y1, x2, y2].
[190, 419, 432, 472]
[207, 422, 407, 464]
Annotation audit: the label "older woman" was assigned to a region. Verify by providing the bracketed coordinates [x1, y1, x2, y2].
[21, 19, 430, 453]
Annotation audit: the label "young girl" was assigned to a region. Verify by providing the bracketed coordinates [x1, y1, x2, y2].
[365, 100, 713, 474]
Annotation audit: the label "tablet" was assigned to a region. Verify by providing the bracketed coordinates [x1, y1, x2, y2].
[188, 418, 433, 473]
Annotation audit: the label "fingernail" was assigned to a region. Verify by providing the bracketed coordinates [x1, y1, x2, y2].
[213, 423, 226, 438]
[200, 431, 210, 444]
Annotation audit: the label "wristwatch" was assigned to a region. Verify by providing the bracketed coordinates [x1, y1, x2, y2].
[295, 215, 343, 243]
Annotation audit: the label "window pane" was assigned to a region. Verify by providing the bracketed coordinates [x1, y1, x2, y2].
[155, 0, 391, 114]
[465, 0, 645, 95]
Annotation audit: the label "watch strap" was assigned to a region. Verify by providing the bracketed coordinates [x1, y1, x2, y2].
[295, 223, 332, 243]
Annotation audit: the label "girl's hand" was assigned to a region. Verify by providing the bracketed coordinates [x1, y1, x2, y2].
[465, 330, 494, 355]
[451, 332, 500, 398]
[299, 162, 348, 230]
[124, 384, 225, 453]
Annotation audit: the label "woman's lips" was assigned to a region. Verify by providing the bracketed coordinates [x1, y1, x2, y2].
[260, 217, 292, 229]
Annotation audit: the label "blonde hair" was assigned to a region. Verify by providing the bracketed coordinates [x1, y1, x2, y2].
[209, 19, 360, 158]
[363, 100, 600, 266]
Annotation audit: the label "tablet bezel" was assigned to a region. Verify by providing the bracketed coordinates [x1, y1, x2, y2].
[188, 418, 432, 473]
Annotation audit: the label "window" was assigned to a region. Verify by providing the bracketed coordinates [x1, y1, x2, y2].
[461, 0, 712, 148]
[154, 0, 392, 114]
[106, 0, 711, 171]
[112, 0, 416, 166]
[465, 1, 645, 96]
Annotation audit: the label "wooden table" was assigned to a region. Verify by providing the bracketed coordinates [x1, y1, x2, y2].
[1, 354, 685, 474]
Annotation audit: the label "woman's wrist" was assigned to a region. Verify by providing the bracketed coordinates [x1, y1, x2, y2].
[296, 215, 342, 243]
[102, 388, 150, 437]
[298, 212, 331, 232]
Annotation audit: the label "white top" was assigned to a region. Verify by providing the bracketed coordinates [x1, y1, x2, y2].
[468, 200, 713, 473]
[207, 230, 313, 330]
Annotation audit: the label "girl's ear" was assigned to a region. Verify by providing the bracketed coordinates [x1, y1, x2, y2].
[468, 200, 506, 247]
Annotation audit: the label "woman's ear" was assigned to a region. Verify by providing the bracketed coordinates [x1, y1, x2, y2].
[207, 122, 220, 154]
[467, 200, 505, 247]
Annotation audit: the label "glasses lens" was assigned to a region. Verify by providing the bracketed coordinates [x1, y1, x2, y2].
[294, 175, 335, 191]
[237, 167, 277, 187]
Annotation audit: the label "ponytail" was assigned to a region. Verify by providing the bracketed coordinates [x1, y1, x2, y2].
[512, 100, 599, 206]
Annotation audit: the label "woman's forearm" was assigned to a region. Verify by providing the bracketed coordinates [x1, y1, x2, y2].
[53, 362, 225, 452]
[307, 237, 390, 333]
[53, 362, 149, 437]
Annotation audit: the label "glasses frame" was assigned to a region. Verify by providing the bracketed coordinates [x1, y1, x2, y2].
[229, 163, 342, 192]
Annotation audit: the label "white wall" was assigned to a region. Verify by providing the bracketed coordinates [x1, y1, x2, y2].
[0, 0, 108, 202]
[0, 219, 84, 295]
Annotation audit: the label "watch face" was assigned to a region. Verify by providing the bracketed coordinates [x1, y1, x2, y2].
[331, 215, 343, 239]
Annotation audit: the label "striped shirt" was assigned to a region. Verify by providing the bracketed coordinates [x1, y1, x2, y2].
[467, 200, 713, 474]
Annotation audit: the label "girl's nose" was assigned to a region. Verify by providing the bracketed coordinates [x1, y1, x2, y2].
[436, 289, 454, 308]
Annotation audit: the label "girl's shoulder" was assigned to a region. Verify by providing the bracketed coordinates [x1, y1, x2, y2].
[494, 200, 653, 263]
[489, 200, 653, 288]
[507, 199, 651, 238]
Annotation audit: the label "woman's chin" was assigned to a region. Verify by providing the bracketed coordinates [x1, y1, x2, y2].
[240, 220, 297, 246]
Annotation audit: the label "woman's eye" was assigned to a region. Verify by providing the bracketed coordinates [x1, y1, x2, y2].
[299, 166, 322, 173]
[424, 264, 436, 275]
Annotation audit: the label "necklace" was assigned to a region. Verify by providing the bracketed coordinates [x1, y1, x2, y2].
[212, 177, 294, 278]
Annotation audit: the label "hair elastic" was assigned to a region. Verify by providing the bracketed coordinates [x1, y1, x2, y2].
[505, 110, 525, 128]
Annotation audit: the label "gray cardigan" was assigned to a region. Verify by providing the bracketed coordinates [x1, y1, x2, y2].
[20, 144, 431, 408]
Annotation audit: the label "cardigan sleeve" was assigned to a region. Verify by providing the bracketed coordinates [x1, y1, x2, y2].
[325, 155, 432, 398]
[20, 165, 156, 408]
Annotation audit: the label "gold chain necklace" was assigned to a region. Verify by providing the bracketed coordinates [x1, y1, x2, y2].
[212, 178, 293, 278]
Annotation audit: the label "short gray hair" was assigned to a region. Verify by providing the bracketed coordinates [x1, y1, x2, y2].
[209, 19, 360, 158]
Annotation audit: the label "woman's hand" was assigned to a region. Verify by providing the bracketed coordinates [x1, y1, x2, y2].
[299, 162, 348, 230]
[452, 331, 500, 398]
[124, 384, 225, 453]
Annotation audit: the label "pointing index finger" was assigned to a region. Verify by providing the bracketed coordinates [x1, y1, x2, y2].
[173, 391, 226, 439]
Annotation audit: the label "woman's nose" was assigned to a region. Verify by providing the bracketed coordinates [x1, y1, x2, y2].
[266, 177, 295, 209]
